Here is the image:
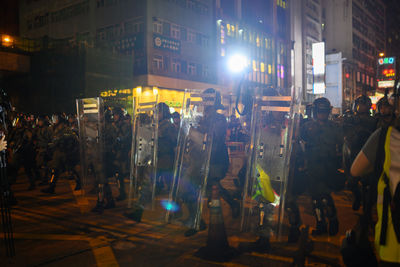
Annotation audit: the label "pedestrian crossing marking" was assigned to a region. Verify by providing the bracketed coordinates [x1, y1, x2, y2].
[69, 180, 89, 214]
[90, 240, 120, 267]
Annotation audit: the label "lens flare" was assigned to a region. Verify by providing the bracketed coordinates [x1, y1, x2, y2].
[161, 199, 179, 212]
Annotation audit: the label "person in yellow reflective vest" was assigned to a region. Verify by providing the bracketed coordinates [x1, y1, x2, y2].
[351, 94, 400, 266]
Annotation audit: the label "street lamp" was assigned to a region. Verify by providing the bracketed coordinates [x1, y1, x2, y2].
[227, 54, 248, 74]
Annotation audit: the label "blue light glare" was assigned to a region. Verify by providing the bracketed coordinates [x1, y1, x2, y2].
[161, 199, 180, 212]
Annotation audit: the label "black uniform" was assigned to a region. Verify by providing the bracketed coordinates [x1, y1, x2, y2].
[33, 123, 52, 183]
[41, 122, 80, 193]
[299, 98, 344, 236]
[109, 117, 131, 200]
[8, 123, 38, 190]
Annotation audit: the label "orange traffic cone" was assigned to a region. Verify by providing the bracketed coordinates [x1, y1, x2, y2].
[194, 184, 238, 262]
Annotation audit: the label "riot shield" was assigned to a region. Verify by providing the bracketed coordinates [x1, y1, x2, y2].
[76, 98, 106, 199]
[127, 95, 159, 214]
[240, 88, 297, 240]
[165, 90, 215, 231]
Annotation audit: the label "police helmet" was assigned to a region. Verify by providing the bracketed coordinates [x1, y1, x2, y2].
[312, 97, 331, 115]
[52, 113, 67, 125]
[112, 107, 125, 117]
[157, 102, 171, 120]
[353, 95, 372, 113]
[377, 96, 392, 113]
[202, 88, 224, 110]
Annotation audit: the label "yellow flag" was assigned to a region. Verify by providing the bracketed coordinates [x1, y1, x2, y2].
[256, 164, 276, 203]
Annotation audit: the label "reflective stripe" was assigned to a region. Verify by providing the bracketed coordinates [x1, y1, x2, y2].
[375, 127, 400, 263]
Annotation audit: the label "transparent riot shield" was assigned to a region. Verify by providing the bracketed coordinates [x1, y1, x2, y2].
[127, 95, 159, 215]
[165, 90, 215, 231]
[76, 98, 106, 199]
[240, 88, 297, 240]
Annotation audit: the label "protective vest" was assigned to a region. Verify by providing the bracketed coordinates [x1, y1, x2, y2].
[375, 126, 400, 263]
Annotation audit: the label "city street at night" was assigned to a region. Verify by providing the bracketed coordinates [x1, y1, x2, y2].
[1, 0, 400, 266]
[2, 173, 359, 267]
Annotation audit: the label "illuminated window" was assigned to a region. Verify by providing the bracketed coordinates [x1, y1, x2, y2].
[221, 48, 225, 57]
[188, 31, 195, 43]
[371, 77, 374, 85]
[202, 66, 209, 77]
[268, 64, 272, 74]
[357, 72, 360, 82]
[188, 63, 196, 75]
[220, 25, 225, 44]
[153, 55, 163, 70]
[252, 60, 258, 72]
[202, 36, 209, 47]
[171, 25, 180, 39]
[256, 36, 260, 47]
[172, 59, 181, 73]
[153, 22, 162, 34]
[227, 24, 231, 36]
[260, 63, 265, 73]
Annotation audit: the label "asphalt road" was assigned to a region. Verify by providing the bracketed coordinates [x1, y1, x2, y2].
[1, 173, 365, 267]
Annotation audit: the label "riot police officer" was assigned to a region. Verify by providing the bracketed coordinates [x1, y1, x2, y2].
[183, 88, 238, 237]
[34, 115, 52, 185]
[41, 114, 80, 194]
[376, 95, 395, 129]
[300, 97, 343, 236]
[8, 116, 38, 190]
[342, 95, 377, 211]
[110, 107, 131, 201]
[156, 103, 177, 192]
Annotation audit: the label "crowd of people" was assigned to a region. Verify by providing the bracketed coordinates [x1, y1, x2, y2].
[2, 87, 400, 266]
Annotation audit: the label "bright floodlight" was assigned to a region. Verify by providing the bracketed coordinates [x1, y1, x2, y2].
[228, 54, 247, 73]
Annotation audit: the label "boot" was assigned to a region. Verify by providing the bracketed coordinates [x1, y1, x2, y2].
[116, 193, 126, 201]
[38, 169, 49, 186]
[41, 184, 55, 194]
[312, 221, 328, 236]
[74, 182, 81, 191]
[116, 173, 126, 201]
[38, 179, 48, 186]
[124, 204, 144, 222]
[288, 226, 301, 243]
[328, 218, 339, 236]
[104, 198, 116, 209]
[91, 201, 104, 214]
[239, 236, 270, 253]
[73, 170, 81, 190]
[104, 184, 115, 208]
[184, 219, 206, 237]
[28, 183, 36, 191]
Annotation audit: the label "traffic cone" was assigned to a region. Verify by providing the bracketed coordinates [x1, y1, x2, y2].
[194, 184, 238, 262]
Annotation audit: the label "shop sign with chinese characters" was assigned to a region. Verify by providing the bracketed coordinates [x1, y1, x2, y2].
[153, 34, 181, 53]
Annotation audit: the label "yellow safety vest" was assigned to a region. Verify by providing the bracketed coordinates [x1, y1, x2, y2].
[375, 126, 400, 263]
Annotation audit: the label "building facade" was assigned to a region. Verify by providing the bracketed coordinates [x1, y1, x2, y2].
[216, 0, 290, 94]
[290, 0, 324, 104]
[19, 0, 217, 104]
[323, 0, 386, 105]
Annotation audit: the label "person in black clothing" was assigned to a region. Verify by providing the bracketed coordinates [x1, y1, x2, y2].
[8, 117, 38, 190]
[184, 88, 239, 237]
